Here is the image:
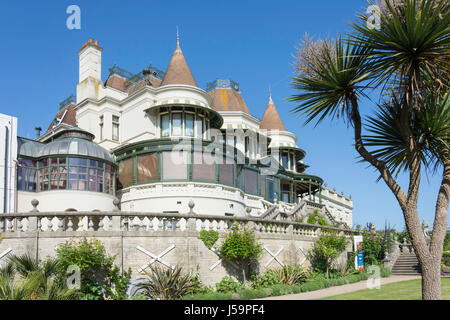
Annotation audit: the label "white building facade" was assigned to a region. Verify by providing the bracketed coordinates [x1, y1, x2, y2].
[0, 113, 17, 214]
[10, 37, 353, 227]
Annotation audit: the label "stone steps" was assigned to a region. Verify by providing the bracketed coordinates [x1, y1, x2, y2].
[392, 253, 421, 275]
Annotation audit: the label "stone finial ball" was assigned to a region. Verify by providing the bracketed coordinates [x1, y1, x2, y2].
[31, 199, 39, 207]
[113, 198, 120, 206]
[333, 187, 336, 192]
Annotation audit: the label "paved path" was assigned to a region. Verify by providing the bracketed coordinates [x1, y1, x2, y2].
[255, 275, 422, 300]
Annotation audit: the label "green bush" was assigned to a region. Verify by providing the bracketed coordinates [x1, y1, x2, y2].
[380, 266, 391, 277]
[361, 231, 384, 266]
[216, 276, 244, 293]
[55, 238, 130, 300]
[251, 269, 280, 288]
[301, 281, 325, 292]
[395, 229, 411, 245]
[308, 232, 349, 278]
[307, 210, 328, 226]
[187, 266, 214, 295]
[442, 251, 450, 267]
[199, 230, 219, 250]
[444, 232, 450, 252]
[219, 223, 263, 282]
[268, 284, 294, 296]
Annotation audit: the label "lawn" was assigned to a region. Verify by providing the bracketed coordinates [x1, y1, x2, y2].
[321, 278, 450, 300]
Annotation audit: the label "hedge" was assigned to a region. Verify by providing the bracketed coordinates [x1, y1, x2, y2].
[181, 270, 390, 300]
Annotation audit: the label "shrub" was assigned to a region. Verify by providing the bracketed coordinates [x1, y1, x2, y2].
[186, 266, 214, 295]
[138, 265, 193, 300]
[306, 210, 328, 226]
[237, 288, 261, 300]
[308, 232, 349, 278]
[219, 223, 263, 282]
[395, 229, 411, 245]
[251, 269, 280, 288]
[216, 276, 244, 293]
[442, 251, 450, 267]
[361, 231, 384, 266]
[301, 281, 324, 292]
[444, 232, 450, 251]
[268, 284, 294, 296]
[103, 266, 132, 300]
[380, 266, 391, 278]
[55, 238, 130, 300]
[274, 265, 307, 285]
[0, 254, 78, 300]
[199, 230, 219, 250]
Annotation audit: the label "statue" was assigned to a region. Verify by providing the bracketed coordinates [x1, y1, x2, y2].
[421, 219, 430, 245]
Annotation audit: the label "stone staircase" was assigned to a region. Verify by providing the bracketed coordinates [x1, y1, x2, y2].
[391, 253, 421, 275]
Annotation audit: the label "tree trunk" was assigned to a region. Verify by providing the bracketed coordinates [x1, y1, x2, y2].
[421, 258, 441, 300]
[349, 100, 449, 300]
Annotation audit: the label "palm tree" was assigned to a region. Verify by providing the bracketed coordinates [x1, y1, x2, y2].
[290, 0, 449, 299]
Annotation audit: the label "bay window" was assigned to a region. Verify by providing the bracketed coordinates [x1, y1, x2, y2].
[159, 108, 211, 139]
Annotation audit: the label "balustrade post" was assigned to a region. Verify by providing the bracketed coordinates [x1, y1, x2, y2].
[47, 217, 53, 232]
[111, 215, 121, 231]
[57, 217, 64, 232]
[88, 217, 94, 231]
[287, 223, 294, 239]
[187, 216, 197, 232]
[28, 216, 37, 232]
[67, 217, 74, 231]
[6, 218, 13, 232]
[77, 216, 84, 231]
[99, 217, 105, 231]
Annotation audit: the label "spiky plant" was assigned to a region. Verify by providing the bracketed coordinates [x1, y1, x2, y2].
[137, 265, 193, 300]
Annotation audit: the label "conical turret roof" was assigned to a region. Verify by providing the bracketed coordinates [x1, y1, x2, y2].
[207, 79, 251, 115]
[160, 32, 197, 87]
[260, 95, 287, 131]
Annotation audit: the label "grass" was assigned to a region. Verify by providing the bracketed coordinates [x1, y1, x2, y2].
[321, 278, 450, 300]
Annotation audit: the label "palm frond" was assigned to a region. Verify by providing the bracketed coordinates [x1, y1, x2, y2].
[350, 0, 450, 99]
[362, 90, 450, 176]
[290, 37, 374, 126]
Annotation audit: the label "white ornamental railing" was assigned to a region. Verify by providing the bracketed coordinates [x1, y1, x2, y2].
[0, 211, 356, 237]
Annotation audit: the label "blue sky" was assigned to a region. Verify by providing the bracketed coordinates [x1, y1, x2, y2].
[0, 0, 446, 230]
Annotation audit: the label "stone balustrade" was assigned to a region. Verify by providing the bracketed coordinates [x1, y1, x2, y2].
[0, 211, 355, 237]
[0, 210, 356, 286]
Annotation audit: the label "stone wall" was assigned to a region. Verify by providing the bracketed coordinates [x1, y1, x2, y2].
[0, 211, 355, 286]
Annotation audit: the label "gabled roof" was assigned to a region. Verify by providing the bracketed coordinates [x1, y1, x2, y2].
[260, 95, 287, 131]
[160, 35, 197, 87]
